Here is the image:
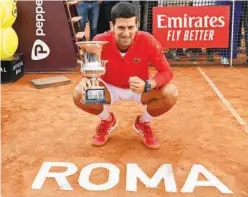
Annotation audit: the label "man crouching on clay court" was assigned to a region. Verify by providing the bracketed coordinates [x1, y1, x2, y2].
[73, 2, 178, 149]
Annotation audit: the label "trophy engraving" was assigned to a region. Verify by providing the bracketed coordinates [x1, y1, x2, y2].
[76, 41, 109, 104]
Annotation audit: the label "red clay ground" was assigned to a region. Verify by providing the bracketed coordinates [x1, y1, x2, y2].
[1, 66, 248, 197]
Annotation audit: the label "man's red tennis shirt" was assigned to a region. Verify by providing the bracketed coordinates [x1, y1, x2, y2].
[92, 31, 173, 89]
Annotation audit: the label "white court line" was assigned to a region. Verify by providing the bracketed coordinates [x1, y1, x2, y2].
[197, 67, 248, 134]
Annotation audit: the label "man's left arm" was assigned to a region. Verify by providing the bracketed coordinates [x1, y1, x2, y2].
[148, 35, 174, 89]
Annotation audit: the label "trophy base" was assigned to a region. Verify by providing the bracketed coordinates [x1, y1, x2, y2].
[84, 87, 106, 104]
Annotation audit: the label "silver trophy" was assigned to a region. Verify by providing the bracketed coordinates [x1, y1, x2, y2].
[76, 41, 109, 104]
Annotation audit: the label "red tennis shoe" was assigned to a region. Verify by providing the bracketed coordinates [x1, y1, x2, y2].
[92, 112, 118, 146]
[133, 115, 160, 149]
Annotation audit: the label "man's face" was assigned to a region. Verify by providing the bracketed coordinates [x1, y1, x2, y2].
[110, 17, 138, 50]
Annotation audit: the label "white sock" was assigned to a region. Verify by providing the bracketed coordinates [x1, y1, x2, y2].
[140, 105, 153, 123]
[97, 104, 110, 120]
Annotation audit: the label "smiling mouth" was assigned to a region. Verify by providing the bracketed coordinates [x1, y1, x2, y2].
[121, 38, 130, 41]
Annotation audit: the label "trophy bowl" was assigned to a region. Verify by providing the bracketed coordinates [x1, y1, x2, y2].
[76, 41, 109, 104]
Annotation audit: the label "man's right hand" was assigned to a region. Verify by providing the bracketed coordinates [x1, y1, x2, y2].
[77, 77, 99, 95]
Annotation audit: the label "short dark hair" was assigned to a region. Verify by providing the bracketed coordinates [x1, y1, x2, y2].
[111, 2, 138, 24]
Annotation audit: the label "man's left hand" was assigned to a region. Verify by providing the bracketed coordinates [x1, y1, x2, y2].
[129, 76, 145, 94]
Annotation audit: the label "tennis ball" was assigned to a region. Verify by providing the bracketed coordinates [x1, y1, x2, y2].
[0, 27, 18, 59]
[0, 0, 17, 28]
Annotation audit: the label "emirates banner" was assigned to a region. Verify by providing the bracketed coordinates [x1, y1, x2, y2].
[153, 6, 230, 48]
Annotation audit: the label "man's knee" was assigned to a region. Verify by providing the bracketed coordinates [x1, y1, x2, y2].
[72, 87, 83, 107]
[161, 83, 179, 104]
[72, 85, 104, 115]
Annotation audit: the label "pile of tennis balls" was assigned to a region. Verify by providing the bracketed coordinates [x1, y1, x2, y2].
[0, 0, 18, 59]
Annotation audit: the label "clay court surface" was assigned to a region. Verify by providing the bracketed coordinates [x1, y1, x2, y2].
[1, 66, 248, 197]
